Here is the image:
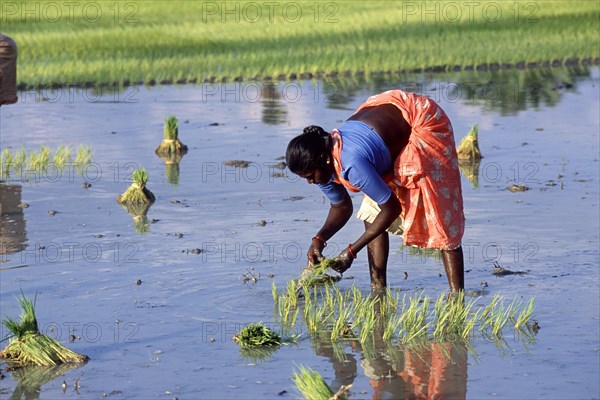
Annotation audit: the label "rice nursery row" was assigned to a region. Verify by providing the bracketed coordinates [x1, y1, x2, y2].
[273, 281, 536, 347]
[5, 1, 599, 86]
[0, 144, 92, 181]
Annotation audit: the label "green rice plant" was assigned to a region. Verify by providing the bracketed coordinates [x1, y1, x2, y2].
[479, 295, 520, 338]
[271, 280, 279, 304]
[28, 145, 50, 175]
[382, 312, 402, 341]
[1, 148, 13, 179]
[457, 124, 483, 160]
[52, 145, 72, 170]
[0, 293, 88, 366]
[330, 304, 354, 341]
[7, 2, 599, 87]
[399, 293, 431, 344]
[74, 145, 92, 176]
[232, 322, 282, 349]
[117, 168, 156, 204]
[293, 365, 349, 400]
[514, 297, 535, 330]
[352, 295, 378, 343]
[432, 292, 479, 342]
[296, 258, 342, 293]
[13, 146, 26, 175]
[156, 115, 188, 156]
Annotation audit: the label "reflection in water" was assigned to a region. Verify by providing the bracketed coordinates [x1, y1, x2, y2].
[322, 67, 592, 115]
[315, 336, 468, 399]
[6, 363, 84, 400]
[458, 159, 482, 189]
[261, 83, 288, 125]
[120, 202, 153, 234]
[157, 153, 185, 186]
[312, 293, 468, 399]
[0, 184, 27, 262]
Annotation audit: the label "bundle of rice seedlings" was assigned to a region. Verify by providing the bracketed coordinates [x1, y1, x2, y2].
[293, 365, 350, 400]
[155, 115, 188, 156]
[296, 258, 342, 293]
[117, 168, 155, 204]
[457, 124, 483, 160]
[232, 323, 282, 349]
[0, 293, 88, 366]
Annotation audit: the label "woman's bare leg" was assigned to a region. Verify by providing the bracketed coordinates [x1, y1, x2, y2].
[364, 221, 389, 289]
[441, 246, 464, 293]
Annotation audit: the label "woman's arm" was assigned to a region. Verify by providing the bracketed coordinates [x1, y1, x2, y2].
[352, 194, 401, 253]
[333, 194, 401, 272]
[307, 192, 353, 265]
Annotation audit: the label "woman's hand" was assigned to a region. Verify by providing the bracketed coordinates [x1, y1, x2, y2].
[307, 238, 326, 266]
[331, 246, 355, 274]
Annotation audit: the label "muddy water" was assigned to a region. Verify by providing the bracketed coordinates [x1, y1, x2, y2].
[0, 68, 598, 399]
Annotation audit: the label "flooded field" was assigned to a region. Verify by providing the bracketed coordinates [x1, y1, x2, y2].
[1, 67, 599, 399]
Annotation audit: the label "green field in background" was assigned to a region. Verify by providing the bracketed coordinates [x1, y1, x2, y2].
[3, 0, 599, 86]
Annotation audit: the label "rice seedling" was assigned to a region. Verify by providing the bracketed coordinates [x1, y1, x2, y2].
[398, 293, 431, 344]
[117, 168, 156, 204]
[28, 145, 50, 175]
[74, 145, 92, 175]
[293, 365, 350, 400]
[514, 297, 535, 330]
[155, 115, 188, 156]
[232, 323, 282, 349]
[296, 258, 342, 294]
[1, 148, 13, 178]
[271, 280, 279, 304]
[233, 322, 299, 352]
[52, 145, 72, 171]
[432, 292, 479, 342]
[457, 124, 483, 160]
[0, 293, 88, 366]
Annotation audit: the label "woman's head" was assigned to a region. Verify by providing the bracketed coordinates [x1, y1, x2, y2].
[286, 125, 332, 178]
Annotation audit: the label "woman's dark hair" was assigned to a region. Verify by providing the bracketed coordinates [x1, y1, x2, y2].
[286, 125, 332, 175]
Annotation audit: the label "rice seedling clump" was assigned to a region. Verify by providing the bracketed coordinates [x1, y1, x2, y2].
[0, 293, 88, 366]
[457, 124, 483, 160]
[155, 115, 188, 156]
[297, 258, 342, 291]
[293, 365, 349, 400]
[232, 323, 282, 349]
[117, 168, 155, 204]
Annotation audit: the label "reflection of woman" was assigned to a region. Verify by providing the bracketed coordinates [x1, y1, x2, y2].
[286, 90, 465, 292]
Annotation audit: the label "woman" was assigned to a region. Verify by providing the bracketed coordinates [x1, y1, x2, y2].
[285, 89, 465, 292]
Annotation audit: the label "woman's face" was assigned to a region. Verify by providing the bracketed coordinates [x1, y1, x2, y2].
[299, 159, 333, 185]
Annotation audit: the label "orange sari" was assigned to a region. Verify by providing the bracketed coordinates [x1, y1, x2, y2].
[331, 89, 464, 250]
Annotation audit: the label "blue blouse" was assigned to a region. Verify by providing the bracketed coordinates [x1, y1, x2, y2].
[317, 120, 393, 205]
